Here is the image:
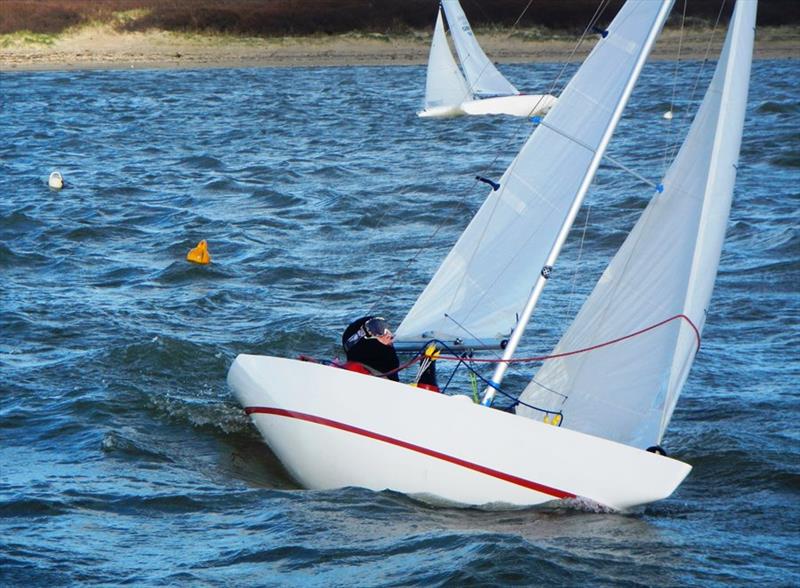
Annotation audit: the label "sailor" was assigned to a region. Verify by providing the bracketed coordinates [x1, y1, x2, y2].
[341, 316, 438, 390]
[342, 316, 400, 381]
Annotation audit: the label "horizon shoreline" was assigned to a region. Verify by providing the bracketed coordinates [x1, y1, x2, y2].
[1, 25, 798, 72]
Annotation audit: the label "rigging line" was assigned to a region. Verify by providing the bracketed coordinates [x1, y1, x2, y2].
[434, 313, 702, 363]
[536, 118, 662, 189]
[525, 376, 570, 400]
[662, 0, 688, 175]
[566, 203, 591, 319]
[443, 313, 499, 350]
[545, 0, 612, 97]
[428, 337, 563, 415]
[666, 0, 728, 166]
[511, 0, 536, 32]
[466, 0, 492, 22]
[603, 154, 661, 190]
[367, 213, 457, 315]
[441, 312, 533, 382]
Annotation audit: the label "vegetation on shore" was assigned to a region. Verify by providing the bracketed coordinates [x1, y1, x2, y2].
[2, 0, 798, 39]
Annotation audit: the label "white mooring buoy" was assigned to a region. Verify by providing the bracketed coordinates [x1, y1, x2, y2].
[49, 171, 64, 190]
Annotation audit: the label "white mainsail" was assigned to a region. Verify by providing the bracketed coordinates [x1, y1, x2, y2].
[425, 8, 472, 111]
[440, 0, 519, 98]
[517, 0, 756, 449]
[397, 0, 674, 344]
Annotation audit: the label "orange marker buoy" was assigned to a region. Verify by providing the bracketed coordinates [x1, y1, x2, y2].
[187, 240, 210, 264]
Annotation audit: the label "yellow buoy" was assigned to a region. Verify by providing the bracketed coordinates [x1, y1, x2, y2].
[187, 240, 210, 264]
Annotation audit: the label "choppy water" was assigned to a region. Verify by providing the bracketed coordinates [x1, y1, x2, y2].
[1, 57, 798, 586]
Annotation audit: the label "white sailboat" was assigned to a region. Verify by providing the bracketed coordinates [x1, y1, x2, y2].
[229, 0, 756, 510]
[419, 0, 557, 118]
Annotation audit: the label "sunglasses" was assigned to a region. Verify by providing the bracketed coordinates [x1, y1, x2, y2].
[345, 317, 392, 351]
[363, 317, 390, 338]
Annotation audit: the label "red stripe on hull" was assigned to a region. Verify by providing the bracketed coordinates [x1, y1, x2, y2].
[245, 406, 575, 500]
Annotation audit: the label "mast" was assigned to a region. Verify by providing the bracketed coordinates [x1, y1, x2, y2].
[481, 0, 675, 406]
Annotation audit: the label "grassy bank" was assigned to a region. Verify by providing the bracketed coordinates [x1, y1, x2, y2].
[3, 0, 799, 37]
[1, 4, 797, 71]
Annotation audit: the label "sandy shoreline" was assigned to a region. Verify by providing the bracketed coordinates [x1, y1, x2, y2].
[1, 25, 797, 72]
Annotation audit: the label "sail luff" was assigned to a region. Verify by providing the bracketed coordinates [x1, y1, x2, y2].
[657, 0, 756, 442]
[481, 0, 676, 404]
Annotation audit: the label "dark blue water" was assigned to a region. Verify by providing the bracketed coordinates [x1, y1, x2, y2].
[1, 58, 798, 586]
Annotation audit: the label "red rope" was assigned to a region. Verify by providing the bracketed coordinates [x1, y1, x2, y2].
[436, 314, 701, 364]
[382, 352, 425, 377]
[301, 352, 424, 378]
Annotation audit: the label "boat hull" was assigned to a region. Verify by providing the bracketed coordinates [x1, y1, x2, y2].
[461, 94, 558, 117]
[419, 94, 557, 119]
[418, 104, 466, 118]
[228, 354, 691, 510]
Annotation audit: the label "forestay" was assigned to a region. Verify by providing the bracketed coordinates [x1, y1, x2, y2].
[425, 9, 472, 110]
[397, 0, 675, 345]
[517, 0, 756, 449]
[440, 0, 519, 98]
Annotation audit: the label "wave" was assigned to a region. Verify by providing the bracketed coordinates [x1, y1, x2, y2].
[177, 155, 226, 171]
[757, 101, 800, 115]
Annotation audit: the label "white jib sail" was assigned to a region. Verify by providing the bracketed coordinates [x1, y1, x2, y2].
[517, 0, 756, 449]
[440, 0, 518, 98]
[397, 0, 674, 345]
[425, 8, 472, 111]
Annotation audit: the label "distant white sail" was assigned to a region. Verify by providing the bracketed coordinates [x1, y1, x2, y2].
[425, 8, 472, 110]
[440, 0, 518, 98]
[517, 0, 756, 449]
[398, 0, 674, 344]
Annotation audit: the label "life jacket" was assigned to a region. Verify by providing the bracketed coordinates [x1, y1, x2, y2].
[340, 360, 373, 375]
[415, 382, 441, 393]
[341, 361, 440, 392]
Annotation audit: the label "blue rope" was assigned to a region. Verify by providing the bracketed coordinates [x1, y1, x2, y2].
[409, 339, 564, 423]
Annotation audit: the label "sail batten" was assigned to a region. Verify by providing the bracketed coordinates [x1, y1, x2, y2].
[517, 0, 757, 448]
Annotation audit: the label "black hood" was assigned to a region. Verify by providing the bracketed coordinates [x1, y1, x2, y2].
[342, 316, 399, 381]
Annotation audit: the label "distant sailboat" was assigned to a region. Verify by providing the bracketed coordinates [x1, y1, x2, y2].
[229, 0, 755, 510]
[420, 0, 557, 118]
